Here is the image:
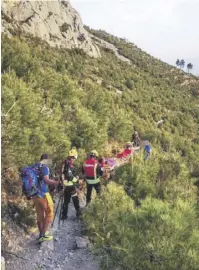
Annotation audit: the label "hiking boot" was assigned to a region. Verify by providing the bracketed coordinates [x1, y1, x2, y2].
[38, 234, 53, 243]
[37, 231, 50, 240]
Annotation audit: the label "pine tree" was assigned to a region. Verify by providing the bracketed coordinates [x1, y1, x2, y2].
[176, 59, 180, 67]
[180, 59, 185, 69]
[187, 63, 193, 73]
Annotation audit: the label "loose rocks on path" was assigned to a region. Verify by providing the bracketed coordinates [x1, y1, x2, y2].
[5, 198, 100, 270]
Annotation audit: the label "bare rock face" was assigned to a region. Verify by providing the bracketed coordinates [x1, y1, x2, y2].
[1, 0, 101, 58]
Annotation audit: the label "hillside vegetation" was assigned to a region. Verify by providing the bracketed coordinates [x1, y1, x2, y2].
[2, 32, 199, 166]
[2, 29, 199, 268]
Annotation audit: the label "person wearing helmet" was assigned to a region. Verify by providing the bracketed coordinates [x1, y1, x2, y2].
[126, 141, 133, 147]
[71, 146, 78, 159]
[59, 148, 81, 219]
[125, 142, 133, 155]
[68, 148, 78, 160]
[82, 150, 103, 205]
[132, 131, 141, 147]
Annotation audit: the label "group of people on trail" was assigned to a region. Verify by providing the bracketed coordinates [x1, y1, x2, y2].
[59, 149, 103, 220]
[21, 130, 152, 243]
[21, 149, 104, 243]
[115, 131, 152, 161]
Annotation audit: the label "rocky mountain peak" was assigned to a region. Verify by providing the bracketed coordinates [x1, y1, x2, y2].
[1, 0, 101, 58]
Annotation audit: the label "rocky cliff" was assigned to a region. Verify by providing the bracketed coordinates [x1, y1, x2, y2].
[1, 0, 101, 58]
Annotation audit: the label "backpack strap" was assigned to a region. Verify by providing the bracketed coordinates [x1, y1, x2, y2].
[64, 160, 70, 173]
[37, 164, 44, 186]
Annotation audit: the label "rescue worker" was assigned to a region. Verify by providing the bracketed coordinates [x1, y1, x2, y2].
[71, 146, 78, 159]
[82, 150, 103, 205]
[60, 149, 81, 220]
[132, 131, 141, 147]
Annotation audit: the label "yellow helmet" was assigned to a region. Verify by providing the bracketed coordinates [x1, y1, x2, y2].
[69, 149, 78, 158]
[126, 141, 132, 147]
[90, 150, 99, 157]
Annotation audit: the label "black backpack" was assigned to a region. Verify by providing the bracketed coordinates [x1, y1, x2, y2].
[63, 160, 74, 181]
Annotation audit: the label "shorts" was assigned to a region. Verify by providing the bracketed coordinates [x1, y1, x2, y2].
[33, 192, 54, 223]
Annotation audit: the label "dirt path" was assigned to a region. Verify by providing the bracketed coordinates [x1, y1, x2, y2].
[5, 196, 100, 270]
[4, 153, 139, 270]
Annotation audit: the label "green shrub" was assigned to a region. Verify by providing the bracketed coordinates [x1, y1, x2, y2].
[1, 29, 199, 243]
[114, 153, 196, 204]
[84, 183, 199, 270]
[60, 22, 70, 32]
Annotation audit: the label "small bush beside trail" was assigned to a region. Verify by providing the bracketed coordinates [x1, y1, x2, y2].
[84, 182, 199, 270]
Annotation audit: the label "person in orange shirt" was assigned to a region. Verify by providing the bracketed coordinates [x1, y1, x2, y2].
[31, 154, 58, 242]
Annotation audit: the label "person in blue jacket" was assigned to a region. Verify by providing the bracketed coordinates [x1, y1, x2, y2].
[144, 144, 152, 161]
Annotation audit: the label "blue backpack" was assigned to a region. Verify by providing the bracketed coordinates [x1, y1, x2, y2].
[21, 164, 43, 199]
[145, 145, 151, 153]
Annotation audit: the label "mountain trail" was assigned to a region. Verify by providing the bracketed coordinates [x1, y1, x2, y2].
[5, 196, 100, 270]
[4, 150, 140, 270]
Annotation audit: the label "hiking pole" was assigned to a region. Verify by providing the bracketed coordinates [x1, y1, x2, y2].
[51, 194, 62, 228]
[58, 195, 64, 228]
[61, 195, 65, 225]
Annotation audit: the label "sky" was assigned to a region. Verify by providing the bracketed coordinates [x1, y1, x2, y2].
[71, 0, 199, 75]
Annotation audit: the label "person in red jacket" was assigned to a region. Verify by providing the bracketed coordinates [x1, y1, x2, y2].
[117, 142, 133, 159]
[82, 150, 103, 205]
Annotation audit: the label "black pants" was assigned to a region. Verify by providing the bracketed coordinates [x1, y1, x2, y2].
[86, 182, 101, 204]
[62, 186, 80, 217]
[133, 139, 140, 147]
